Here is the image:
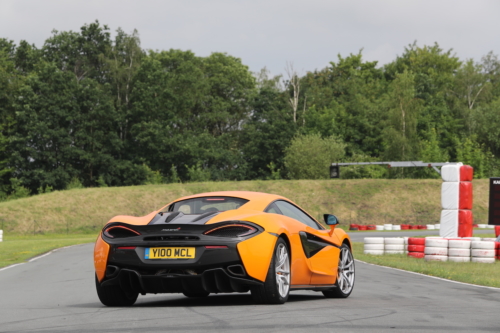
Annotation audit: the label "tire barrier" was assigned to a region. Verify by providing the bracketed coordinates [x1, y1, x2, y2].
[363, 237, 384, 255]
[496, 226, 500, 237]
[384, 237, 405, 254]
[471, 241, 496, 264]
[348, 223, 466, 230]
[363, 236, 498, 263]
[0, 229, 2, 242]
[350, 223, 489, 231]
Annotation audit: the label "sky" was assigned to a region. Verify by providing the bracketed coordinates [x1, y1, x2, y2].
[1, 0, 499, 76]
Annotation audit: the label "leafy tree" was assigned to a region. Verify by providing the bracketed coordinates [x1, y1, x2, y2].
[284, 133, 346, 179]
[241, 69, 295, 179]
[301, 53, 386, 156]
[383, 70, 422, 162]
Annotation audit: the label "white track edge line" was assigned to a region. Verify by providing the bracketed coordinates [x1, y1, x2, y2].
[0, 244, 84, 272]
[355, 259, 500, 291]
[0, 263, 24, 272]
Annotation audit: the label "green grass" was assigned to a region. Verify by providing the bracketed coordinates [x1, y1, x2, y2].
[353, 242, 500, 288]
[0, 179, 492, 235]
[0, 234, 97, 268]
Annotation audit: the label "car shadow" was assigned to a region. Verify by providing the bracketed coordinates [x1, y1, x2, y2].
[71, 292, 326, 308]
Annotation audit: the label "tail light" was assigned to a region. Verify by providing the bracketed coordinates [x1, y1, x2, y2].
[204, 224, 257, 238]
[103, 226, 140, 238]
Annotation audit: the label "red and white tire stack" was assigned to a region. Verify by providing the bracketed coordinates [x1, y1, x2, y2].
[448, 239, 471, 262]
[440, 164, 474, 238]
[496, 242, 500, 261]
[407, 238, 425, 258]
[384, 237, 405, 254]
[424, 238, 449, 262]
[364, 237, 384, 255]
[471, 241, 496, 263]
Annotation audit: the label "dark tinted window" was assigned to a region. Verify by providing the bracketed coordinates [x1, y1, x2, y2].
[170, 197, 248, 214]
[274, 200, 322, 229]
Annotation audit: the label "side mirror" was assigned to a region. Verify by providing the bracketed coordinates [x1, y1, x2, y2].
[324, 214, 339, 226]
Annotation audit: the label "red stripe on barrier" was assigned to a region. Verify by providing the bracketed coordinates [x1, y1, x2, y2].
[407, 245, 425, 252]
[459, 182, 473, 209]
[460, 165, 474, 181]
[408, 238, 425, 245]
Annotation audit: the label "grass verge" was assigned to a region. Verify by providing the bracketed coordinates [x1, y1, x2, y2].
[0, 179, 491, 234]
[352, 242, 500, 288]
[0, 234, 97, 269]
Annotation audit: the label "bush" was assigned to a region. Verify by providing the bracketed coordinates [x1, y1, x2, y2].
[66, 178, 84, 190]
[186, 163, 211, 182]
[143, 164, 164, 185]
[284, 133, 346, 179]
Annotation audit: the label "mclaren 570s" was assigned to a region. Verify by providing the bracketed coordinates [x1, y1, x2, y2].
[94, 191, 355, 305]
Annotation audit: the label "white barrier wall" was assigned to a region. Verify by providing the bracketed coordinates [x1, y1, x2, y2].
[0, 229, 3, 242]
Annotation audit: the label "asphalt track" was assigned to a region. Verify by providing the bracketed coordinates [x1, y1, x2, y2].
[1, 241, 500, 333]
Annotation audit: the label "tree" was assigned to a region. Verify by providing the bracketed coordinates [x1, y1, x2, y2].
[284, 133, 346, 179]
[383, 70, 422, 162]
[242, 69, 295, 179]
[301, 52, 386, 157]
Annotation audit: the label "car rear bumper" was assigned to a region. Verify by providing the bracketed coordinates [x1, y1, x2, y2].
[101, 266, 262, 294]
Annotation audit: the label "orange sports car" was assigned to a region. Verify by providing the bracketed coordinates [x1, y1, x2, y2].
[94, 191, 354, 306]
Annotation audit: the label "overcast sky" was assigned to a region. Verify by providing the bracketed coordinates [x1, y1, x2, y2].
[1, 0, 499, 75]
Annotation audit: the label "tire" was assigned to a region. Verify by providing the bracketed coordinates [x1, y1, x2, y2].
[364, 250, 384, 255]
[408, 238, 425, 246]
[385, 244, 405, 251]
[407, 245, 425, 252]
[424, 247, 448, 256]
[425, 239, 448, 247]
[364, 244, 384, 250]
[384, 238, 404, 245]
[183, 291, 210, 298]
[471, 241, 495, 250]
[323, 243, 355, 298]
[471, 249, 496, 257]
[448, 256, 471, 262]
[385, 250, 404, 254]
[424, 255, 448, 262]
[95, 275, 138, 306]
[472, 257, 496, 263]
[448, 248, 470, 257]
[364, 237, 384, 244]
[448, 240, 471, 249]
[251, 238, 290, 304]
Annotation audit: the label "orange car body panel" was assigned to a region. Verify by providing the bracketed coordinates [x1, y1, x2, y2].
[94, 233, 110, 282]
[236, 232, 277, 282]
[96, 191, 352, 286]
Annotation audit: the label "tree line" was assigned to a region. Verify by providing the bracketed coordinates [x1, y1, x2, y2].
[0, 20, 499, 198]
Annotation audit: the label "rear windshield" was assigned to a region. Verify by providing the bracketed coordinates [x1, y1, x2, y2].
[169, 197, 248, 215]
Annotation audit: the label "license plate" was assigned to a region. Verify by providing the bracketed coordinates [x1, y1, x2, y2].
[145, 247, 195, 259]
